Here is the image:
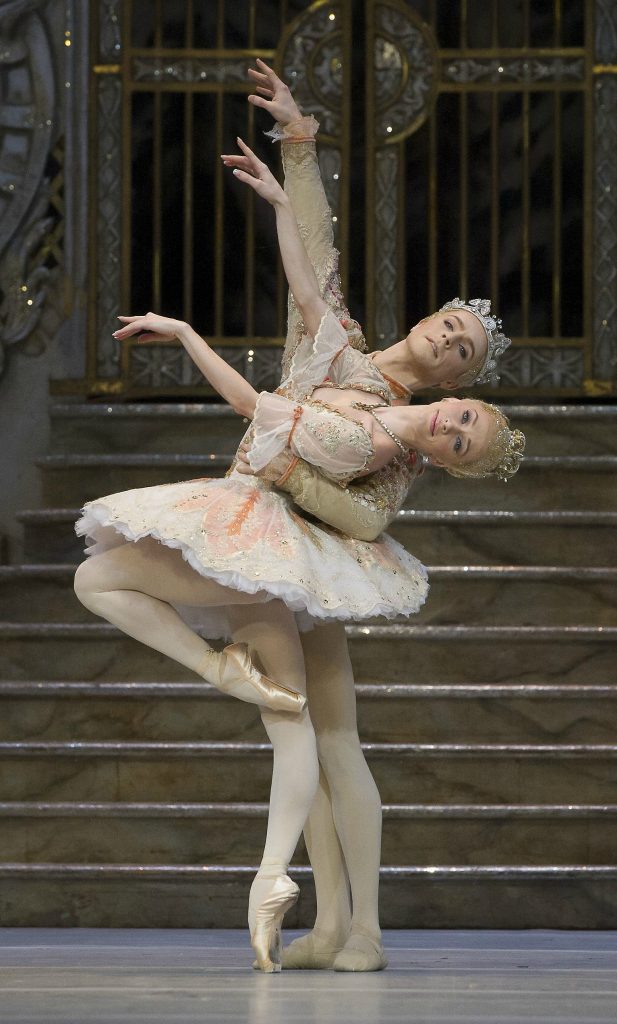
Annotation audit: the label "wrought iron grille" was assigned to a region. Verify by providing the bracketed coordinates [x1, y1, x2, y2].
[80, 0, 616, 398]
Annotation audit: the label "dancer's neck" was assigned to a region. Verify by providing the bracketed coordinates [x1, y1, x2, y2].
[371, 338, 433, 395]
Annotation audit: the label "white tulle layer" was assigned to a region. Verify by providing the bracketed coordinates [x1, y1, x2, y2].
[74, 474, 428, 640]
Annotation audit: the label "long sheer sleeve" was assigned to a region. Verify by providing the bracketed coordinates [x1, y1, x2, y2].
[269, 116, 367, 379]
[275, 456, 419, 542]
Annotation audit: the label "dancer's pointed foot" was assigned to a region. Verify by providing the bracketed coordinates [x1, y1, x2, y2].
[333, 927, 388, 972]
[197, 642, 306, 713]
[281, 929, 343, 969]
[249, 874, 300, 973]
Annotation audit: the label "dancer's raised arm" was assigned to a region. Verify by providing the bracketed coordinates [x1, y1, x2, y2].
[247, 59, 364, 377]
[222, 139, 327, 339]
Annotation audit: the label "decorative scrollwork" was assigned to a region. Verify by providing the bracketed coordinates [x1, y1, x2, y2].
[99, 0, 122, 62]
[279, 2, 344, 140]
[442, 57, 584, 85]
[374, 149, 398, 347]
[595, 0, 617, 64]
[373, 1, 437, 143]
[497, 347, 584, 389]
[95, 74, 122, 377]
[132, 56, 253, 84]
[593, 75, 617, 378]
[0, 0, 55, 378]
[130, 344, 283, 392]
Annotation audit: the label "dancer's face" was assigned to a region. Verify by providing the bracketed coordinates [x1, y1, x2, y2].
[420, 396, 496, 469]
[404, 309, 488, 388]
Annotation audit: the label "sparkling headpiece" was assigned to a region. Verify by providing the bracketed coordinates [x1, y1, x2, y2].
[446, 401, 526, 482]
[439, 297, 511, 385]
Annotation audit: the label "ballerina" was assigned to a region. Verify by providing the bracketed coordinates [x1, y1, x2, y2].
[226, 59, 524, 972]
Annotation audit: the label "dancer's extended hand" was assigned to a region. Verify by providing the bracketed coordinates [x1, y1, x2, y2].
[247, 58, 302, 125]
[235, 440, 295, 482]
[112, 312, 186, 344]
[221, 138, 286, 205]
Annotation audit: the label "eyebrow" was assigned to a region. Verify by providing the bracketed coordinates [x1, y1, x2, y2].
[453, 314, 476, 360]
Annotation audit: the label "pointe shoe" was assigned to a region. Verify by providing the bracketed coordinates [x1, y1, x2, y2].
[281, 930, 343, 969]
[201, 642, 306, 713]
[333, 928, 388, 972]
[249, 875, 300, 973]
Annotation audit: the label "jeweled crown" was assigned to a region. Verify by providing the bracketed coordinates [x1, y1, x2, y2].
[439, 297, 511, 385]
[446, 402, 526, 483]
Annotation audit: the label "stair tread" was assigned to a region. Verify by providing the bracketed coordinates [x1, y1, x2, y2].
[48, 401, 617, 420]
[17, 507, 617, 525]
[0, 862, 615, 877]
[35, 452, 617, 469]
[1, 680, 614, 697]
[4, 563, 617, 580]
[1, 739, 616, 755]
[2, 622, 616, 638]
[1, 800, 616, 817]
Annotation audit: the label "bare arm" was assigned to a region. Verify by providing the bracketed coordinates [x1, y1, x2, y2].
[113, 312, 258, 417]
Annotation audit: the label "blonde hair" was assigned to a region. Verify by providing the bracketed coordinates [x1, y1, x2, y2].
[444, 401, 525, 482]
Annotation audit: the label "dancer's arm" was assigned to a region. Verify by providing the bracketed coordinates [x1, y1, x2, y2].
[247, 60, 365, 378]
[236, 443, 415, 541]
[113, 313, 258, 417]
[223, 140, 327, 340]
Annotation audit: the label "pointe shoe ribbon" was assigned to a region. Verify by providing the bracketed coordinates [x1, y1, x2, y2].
[217, 642, 306, 713]
[250, 875, 300, 973]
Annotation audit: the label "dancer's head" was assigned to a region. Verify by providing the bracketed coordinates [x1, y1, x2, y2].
[412, 396, 525, 481]
[403, 297, 510, 389]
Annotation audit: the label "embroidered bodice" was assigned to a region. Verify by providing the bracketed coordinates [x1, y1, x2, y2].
[246, 309, 411, 485]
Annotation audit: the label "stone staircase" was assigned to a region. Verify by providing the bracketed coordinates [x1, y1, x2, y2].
[0, 400, 616, 928]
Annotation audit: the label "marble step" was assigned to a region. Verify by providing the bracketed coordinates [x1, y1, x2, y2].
[390, 510, 617, 567]
[3, 564, 616, 626]
[36, 454, 230, 505]
[36, 453, 617, 510]
[1, 622, 616, 684]
[49, 402, 617, 456]
[1, 862, 615, 928]
[50, 402, 248, 454]
[1, 801, 615, 867]
[0, 739, 615, 804]
[18, 508, 617, 567]
[2, 682, 616, 745]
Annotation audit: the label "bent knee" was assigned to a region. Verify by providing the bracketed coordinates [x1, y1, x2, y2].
[73, 557, 102, 601]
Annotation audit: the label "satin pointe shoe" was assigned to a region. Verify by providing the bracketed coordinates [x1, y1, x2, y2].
[200, 642, 306, 713]
[249, 875, 300, 973]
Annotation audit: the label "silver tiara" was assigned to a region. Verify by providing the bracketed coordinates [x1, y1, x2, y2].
[439, 297, 511, 385]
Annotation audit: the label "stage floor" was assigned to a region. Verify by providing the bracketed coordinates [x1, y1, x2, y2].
[0, 928, 616, 1023]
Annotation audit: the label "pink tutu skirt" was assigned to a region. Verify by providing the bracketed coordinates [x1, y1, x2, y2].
[75, 471, 428, 639]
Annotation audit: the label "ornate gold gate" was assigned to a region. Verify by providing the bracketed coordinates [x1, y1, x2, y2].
[79, 0, 351, 398]
[61, 0, 615, 399]
[366, 0, 608, 396]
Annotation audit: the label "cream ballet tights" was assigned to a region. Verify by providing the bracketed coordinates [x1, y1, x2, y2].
[73, 536, 320, 943]
[291, 621, 385, 970]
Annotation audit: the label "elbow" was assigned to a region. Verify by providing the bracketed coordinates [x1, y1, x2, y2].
[231, 402, 253, 420]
